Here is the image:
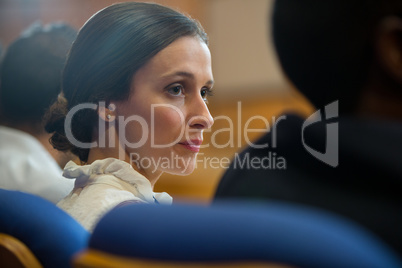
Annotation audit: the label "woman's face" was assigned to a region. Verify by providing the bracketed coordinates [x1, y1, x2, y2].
[114, 36, 214, 179]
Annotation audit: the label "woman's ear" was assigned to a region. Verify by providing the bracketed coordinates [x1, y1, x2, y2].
[98, 102, 116, 122]
[376, 16, 402, 85]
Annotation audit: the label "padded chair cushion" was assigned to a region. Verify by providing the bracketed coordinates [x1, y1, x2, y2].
[90, 202, 402, 268]
[0, 189, 89, 268]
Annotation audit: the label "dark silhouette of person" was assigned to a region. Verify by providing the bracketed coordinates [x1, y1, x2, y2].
[214, 0, 402, 256]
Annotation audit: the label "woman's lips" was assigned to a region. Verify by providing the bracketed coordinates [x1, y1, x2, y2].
[179, 140, 202, 152]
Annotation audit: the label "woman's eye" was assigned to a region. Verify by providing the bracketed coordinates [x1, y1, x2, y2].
[201, 88, 213, 101]
[167, 85, 184, 96]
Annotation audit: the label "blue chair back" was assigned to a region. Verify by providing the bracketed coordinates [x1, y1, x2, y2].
[89, 202, 402, 268]
[0, 189, 89, 268]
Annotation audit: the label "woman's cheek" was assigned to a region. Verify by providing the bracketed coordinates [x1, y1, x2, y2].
[152, 107, 186, 143]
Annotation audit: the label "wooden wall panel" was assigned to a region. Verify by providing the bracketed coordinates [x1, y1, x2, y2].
[0, 0, 206, 46]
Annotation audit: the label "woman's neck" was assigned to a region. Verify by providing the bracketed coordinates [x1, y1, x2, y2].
[86, 146, 163, 187]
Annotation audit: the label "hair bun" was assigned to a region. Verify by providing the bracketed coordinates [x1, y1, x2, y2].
[44, 94, 72, 151]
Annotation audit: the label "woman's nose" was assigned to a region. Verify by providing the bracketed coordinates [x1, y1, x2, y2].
[187, 96, 214, 130]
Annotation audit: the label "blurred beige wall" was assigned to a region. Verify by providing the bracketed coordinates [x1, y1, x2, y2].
[0, 0, 313, 203]
[206, 0, 286, 99]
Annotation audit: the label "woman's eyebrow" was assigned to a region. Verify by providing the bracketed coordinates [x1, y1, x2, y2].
[160, 71, 214, 86]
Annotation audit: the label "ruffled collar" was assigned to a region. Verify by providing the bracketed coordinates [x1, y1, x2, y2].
[63, 158, 172, 204]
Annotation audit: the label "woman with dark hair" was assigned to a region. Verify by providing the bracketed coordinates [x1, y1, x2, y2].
[45, 2, 214, 231]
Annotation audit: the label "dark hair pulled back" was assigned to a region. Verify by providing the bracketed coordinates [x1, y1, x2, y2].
[45, 2, 208, 162]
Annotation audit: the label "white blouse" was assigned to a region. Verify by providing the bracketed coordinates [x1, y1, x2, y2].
[0, 126, 74, 203]
[57, 158, 172, 231]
